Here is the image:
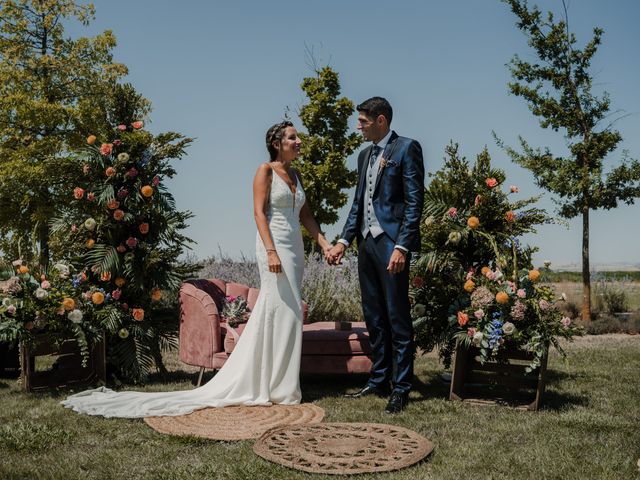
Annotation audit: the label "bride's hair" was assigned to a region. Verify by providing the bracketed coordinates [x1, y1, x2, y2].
[266, 120, 294, 161]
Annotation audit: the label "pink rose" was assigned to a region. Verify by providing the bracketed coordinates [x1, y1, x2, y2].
[117, 124, 127, 131]
[100, 143, 113, 156]
[132, 121, 144, 129]
[113, 139, 122, 147]
[539, 299, 550, 311]
[561, 316, 571, 328]
[41, 280, 51, 289]
[82, 164, 90, 174]
[474, 309, 484, 319]
[152, 175, 161, 186]
[447, 207, 457, 219]
[73, 187, 84, 199]
[467, 327, 477, 337]
[126, 237, 138, 249]
[510, 185, 519, 193]
[517, 289, 526, 298]
[112, 289, 122, 300]
[485, 178, 498, 188]
[113, 209, 125, 221]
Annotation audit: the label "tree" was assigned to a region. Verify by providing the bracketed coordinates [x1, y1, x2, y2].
[0, 0, 147, 266]
[295, 65, 362, 251]
[498, 0, 640, 321]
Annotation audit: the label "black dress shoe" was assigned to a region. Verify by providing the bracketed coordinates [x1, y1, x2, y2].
[345, 385, 389, 398]
[384, 392, 409, 414]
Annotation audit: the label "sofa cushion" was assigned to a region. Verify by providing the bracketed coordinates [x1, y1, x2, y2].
[302, 322, 371, 355]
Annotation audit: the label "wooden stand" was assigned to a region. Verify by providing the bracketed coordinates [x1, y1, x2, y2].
[20, 335, 106, 391]
[449, 342, 548, 411]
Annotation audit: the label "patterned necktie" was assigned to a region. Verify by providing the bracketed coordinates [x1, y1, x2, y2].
[369, 145, 381, 167]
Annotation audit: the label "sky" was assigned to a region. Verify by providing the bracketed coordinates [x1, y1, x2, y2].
[68, 0, 640, 269]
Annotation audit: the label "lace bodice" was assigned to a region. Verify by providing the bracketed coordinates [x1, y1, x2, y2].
[268, 169, 306, 226]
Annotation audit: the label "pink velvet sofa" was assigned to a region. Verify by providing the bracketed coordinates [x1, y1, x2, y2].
[179, 279, 372, 385]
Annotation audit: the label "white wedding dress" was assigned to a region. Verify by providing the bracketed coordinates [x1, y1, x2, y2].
[61, 169, 306, 418]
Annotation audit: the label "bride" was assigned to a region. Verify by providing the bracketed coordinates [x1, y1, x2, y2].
[61, 121, 332, 418]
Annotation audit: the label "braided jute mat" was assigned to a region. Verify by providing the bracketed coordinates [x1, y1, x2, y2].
[253, 422, 434, 475]
[144, 404, 325, 441]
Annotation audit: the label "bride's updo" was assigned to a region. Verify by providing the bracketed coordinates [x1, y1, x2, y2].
[266, 120, 294, 161]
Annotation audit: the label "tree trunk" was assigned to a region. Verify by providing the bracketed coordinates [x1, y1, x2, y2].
[581, 206, 591, 321]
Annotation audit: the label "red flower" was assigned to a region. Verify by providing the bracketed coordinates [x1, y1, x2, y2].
[87, 192, 96, 202]
[113, 209, 125, 221]
[126, 237, 138, 249]
[411, 276, 425, 288]
[106, 199, 120, 210]
[485, 178, 498, 188]
[100, 143, 113, 156]
[116, 244, 127, 253]
[73, 187, 84, 199]
[139, 223, 149, 234]
[457, 311, 469, 326]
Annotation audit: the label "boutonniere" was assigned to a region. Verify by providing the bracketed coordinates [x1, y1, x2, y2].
[379, 157, 387, 169]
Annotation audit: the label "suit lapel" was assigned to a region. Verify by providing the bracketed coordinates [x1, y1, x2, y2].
[374, 131, 399, 193]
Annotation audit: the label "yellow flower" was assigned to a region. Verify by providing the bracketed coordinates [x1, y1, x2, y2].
[496, 291, 509, 304]
[91, 292, 105, 305]
[62, 298, 76, 311]
[463, 280, 476, 293]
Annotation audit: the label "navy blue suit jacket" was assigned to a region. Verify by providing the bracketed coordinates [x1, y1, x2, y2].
[340, 131, 425, 251]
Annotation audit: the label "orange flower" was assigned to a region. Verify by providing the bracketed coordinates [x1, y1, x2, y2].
[100, 143, 113, 156]
[139, 222, 149, 234]
[105, 166, 115, 177]
[481, 266, 491, 276]
[463, 280, 476, 292]
[496, 291, 509, 304]
[18, 265, 29, 274]
[115, 277, 126, 287]
[91, 292, 105, 305]
[528, 269, 541, 282]
[100, 271, 112, 282]
[86, 135, 97, 145]
[113, 209, 125, 221]
[62, 298, 76, 311]
[151, 288, 162, 301]
[467, 216, 480, 229]
[141, 185, 153, 197]
[106, 199, 120, 210]
[132, 308, 145, 321]
[505, 211, 515, 223]
[457, 311, 469, 326]
[132, 121, 144, 129]
[73, 187, 85, 199]
[86, 239, 95, 248]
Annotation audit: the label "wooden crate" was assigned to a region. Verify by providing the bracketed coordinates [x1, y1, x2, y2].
[449, 342, 548, 411]
[20, 335, 106, 391]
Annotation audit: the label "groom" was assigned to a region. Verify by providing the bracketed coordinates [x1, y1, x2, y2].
[328, 97, 424, 414]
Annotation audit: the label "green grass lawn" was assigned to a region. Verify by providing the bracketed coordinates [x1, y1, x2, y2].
[1, 335, 639, 480]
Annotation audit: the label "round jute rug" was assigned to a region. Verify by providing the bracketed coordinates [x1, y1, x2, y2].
[253, 422, 434, 475]
[144, 404, 325, 441]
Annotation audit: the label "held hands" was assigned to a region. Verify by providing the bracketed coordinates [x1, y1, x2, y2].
[387, 248, 407, 274]
[326, 242, 346, 265]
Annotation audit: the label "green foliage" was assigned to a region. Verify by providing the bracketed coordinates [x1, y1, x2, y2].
[499, 0, 640, 320]
[49, 109, 198, 382]
[0, 0, 150, 265]
[294, 65, 362, 250]
[411, 142, 562, 366]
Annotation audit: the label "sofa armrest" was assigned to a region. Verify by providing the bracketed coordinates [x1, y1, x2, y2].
[178, 282, 223, 368]
[220, 322, 241, 344]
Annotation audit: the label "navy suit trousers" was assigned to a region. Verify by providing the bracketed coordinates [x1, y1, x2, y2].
[358, 233, 414, 394]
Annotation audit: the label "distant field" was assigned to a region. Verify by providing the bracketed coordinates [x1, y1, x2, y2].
[542, 270, 640, 282]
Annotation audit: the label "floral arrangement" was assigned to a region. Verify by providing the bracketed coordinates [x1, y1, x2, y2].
[48, 118, 197, 382]
[450, 266, 581, 371]
[0, 260, 103, 361]
[222, 295, 250, 328]
[411, 143, 582, 368]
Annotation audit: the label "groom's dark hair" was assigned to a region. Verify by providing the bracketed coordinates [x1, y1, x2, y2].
[357, 97, 393, 125]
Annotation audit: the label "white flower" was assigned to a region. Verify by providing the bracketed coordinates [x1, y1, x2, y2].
[84, 217, 97, 231]
[35, 288, 48, 300]
[118, 328, 129, 339]
[11, 259, 23, 267]
[472, 331, 484, 346]
[424, 216, 435, 227]
[68, 309, 83, 324]
[6, 305, 17, 315]
[117, 153, 130, 162]
[560, 292, 567, 301]
[493, 269, 503, 281]
[503, 322, 515, 335]
[447, 231, 462, 245]
[54, 263, 70, 278]
[543, 260, 552, 268]
[2, 298, 12, 307]
[412, 303, 426, 316]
